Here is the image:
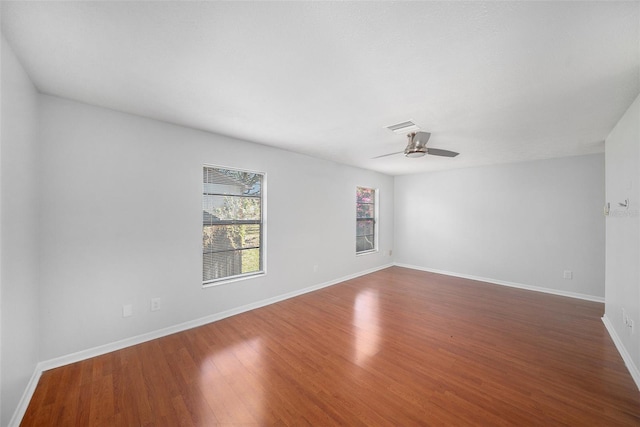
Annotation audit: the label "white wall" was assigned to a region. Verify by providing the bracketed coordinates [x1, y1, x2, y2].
[38, 94, 394, 361]
[394, 154, 605, 300]
[604, 94, 640, 383]
[0, 36, 40, 426]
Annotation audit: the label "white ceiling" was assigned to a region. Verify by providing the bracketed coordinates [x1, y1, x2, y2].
[2, 1, 638, 176]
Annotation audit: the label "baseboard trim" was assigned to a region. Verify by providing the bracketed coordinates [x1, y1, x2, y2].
[394, 263, 605, 303]
[11, 263, 392, 426]
[8, 367, 42, 427]
[602, 314, 640, 390]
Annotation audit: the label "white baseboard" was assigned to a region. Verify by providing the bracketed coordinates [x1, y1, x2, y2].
[394, 263, 605, 303]
[10, 263, 392, 426]
[602, 314, 640, 390]
[8, 368, 42, 427]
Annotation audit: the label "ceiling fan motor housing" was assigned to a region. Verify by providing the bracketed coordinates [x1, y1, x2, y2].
[404, 132, 430, 157]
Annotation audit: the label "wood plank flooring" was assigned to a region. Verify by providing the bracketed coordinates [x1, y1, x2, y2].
[21, 267, 640, 425]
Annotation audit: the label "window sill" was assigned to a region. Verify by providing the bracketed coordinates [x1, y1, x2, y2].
[202, 271, 265, 288]
[356, 249, 378, 257]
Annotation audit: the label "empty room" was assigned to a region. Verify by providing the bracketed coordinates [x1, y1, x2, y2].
[2, 1, 640, 426]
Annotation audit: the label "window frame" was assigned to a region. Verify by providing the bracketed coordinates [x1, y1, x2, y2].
[202, 165, 266, 287]
[356, 186, 378, 255]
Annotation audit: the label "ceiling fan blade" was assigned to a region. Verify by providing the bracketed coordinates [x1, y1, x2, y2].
[413, 131, 431, 143]
[427, 148, 459, 157]
[371, 151, 404, 159]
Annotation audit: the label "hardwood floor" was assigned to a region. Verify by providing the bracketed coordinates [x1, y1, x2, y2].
[21, 267, 640, 426]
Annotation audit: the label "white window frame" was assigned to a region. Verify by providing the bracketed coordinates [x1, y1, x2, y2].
[202, 165, 266, 287]
[356, 186, 378, 255]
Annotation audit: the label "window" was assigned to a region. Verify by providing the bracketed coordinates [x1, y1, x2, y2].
[356, 186, 377, 254]
[203, 166, 264, 285]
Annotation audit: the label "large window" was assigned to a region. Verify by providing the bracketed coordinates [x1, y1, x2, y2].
[356, 186, 377, 254]
[203, 166, 264, 285]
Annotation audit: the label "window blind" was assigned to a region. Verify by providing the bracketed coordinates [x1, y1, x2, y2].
[203, 167, 264, 284]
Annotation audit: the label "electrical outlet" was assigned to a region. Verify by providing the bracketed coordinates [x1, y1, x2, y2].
[151, 297, 161, 312]
[123, 304, 133, 318]
[563, 270, 573, 280]
[313, 264, 318, 273]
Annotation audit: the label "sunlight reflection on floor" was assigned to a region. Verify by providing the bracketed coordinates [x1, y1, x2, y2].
[353, 289, 381, 365]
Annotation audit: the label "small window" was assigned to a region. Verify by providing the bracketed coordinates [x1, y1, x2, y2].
[356, 186, 377, 254]
[203, 166, 264, 285]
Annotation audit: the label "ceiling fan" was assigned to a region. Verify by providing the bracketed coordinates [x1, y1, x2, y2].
[373, 132, 459, 159]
